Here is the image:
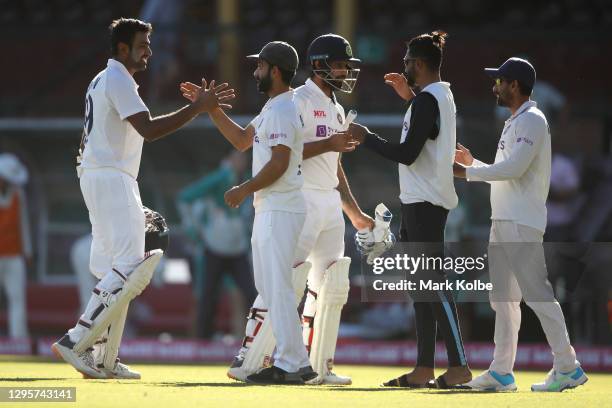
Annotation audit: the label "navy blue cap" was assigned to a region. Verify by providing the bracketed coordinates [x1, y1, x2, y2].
[485, 57, 536, 88]
[247, 41, 299, 72]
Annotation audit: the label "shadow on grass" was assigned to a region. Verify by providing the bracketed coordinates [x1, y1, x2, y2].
[143, 380, 514, 393]
[151, 382, 251, 388]
[0, 378, 66, 382]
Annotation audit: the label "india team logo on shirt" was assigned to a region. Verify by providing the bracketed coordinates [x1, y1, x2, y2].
[316, 125, 327, 137]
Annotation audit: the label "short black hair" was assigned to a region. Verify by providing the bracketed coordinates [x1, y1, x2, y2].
[279, 68, 295, 85]
[407, 30, 447, 72]
[109, 18, 152, 56]
[517, 81, 533, 97]
[267, 62, 295, 85]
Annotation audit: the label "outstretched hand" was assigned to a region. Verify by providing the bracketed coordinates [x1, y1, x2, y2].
[384, 73, 415, 101]
[328, 132, 359, 152]
[348, 122, 374, 143]
[455, 143, 474, 166]
[180, 79, 236, 113]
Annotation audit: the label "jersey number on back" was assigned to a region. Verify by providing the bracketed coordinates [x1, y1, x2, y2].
[80, 76, 100, 152]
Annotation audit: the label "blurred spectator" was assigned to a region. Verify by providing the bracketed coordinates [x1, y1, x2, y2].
[0, 153, 31, 338]
[139, 0, 185, 106]
[70, 234, 96, 311]
[177, 151, 256, 339]
[545, 153, 585, 242]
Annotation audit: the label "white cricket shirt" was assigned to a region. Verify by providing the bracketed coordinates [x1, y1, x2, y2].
[249, 90, 305, 214]
[80, 59, 149, 179]
[467, 100, 551, 233]
[293, 78, 347, 190]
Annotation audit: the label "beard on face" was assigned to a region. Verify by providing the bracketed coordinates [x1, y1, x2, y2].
[130, 49, 148, 72]
[257, 68, 272, 93]
[327, 74, 346, 90]
[495, 92, 508, 107]
[404, 67, 416, 87]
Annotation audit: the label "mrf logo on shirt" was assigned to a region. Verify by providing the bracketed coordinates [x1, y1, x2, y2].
[314, 110, 326, 118]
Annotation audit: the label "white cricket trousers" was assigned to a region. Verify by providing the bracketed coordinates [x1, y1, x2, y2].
[488, 220, 579, 374]
[251, 210, 309, 372]
[0, 256, 28, 338]
[79, 168, 145, 284]
[295, 189, 345, 294]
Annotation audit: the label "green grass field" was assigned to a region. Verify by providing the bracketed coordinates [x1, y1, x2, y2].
[0, 357, 608, 408]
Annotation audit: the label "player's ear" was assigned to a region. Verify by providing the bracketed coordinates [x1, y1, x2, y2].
[510, 79, 518, 94]
[117, 41, 130, 57]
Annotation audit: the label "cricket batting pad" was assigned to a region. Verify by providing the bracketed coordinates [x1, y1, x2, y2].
[101, 301, 129, 369]
[73, 250, 162, 354]
[309, 257, 351, 382]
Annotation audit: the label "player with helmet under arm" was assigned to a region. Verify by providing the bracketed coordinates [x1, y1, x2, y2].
[51, 17, 232, 379]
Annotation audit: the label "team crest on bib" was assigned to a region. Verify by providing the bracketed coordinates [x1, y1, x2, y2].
[337, 113, 343, 124]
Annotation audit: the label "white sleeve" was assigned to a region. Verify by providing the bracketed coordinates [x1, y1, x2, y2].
[468, 158, 493, 184]
[467, 114, 546, 182]
[265, 109, 299, 149]
[471, 158, 489, 168]
[106, 74, 149, 120]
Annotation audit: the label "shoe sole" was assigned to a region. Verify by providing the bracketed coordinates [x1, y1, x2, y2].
[465, 382, 517, 392]
[311, 377, 352, 385]
[51, 343, 107, 379]
[531, 375, 588, 392]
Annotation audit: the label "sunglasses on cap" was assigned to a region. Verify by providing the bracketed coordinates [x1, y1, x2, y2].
[495, 77, 517, 86]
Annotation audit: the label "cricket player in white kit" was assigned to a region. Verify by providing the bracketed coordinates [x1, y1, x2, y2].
[233, 34, 375, 385]
[181, 41, 317, 384]
[454, 57, 587, 392]
[51, 18, 233, 379]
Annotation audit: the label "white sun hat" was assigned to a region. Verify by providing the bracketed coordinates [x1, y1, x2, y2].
[0, 153, 28, 186]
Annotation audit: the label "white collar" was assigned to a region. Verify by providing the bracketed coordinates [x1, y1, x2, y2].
[107, 59, 139, 88]
[508, 100, 537, 122]
[262, 89, 293, 112]
[422, 81, 451, 92]
[305, 78, 336, 103]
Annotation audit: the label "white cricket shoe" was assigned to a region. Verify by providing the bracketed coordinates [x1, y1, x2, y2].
[103, 361, 141, 379]
[531, 367, 588, 392]
[465, 370, 517, 391]
[306, 371, 352, 385]
[51, 335, 107, 379]
[227, 356, 249, 382]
